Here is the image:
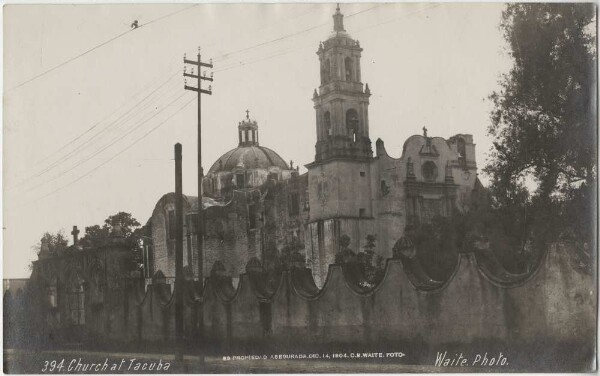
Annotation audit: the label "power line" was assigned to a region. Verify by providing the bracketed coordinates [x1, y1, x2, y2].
[12, 4, 375, 187]
[32, 78, 182, 177]
[7, 4, 198, 92]
[27, 96, 196, 205]
[29, 68, 181, 176]
[9, 69, 183, 190]
[17, 3, 409, 190]
[13, 4, 432, 204]
[212, 5, 380, 64]
[25, 90, 190, 192]
[213, 4, 439, 74]
[30, 66, 181, 166]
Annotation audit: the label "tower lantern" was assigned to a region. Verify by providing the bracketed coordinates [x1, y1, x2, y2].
[333, 3, 345, 32]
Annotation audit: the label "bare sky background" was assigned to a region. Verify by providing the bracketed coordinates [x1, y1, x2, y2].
[3, 3, 511, 278]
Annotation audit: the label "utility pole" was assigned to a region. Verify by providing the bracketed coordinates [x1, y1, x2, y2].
[174, 143, 184, 365]
[183, 47, 213, 365]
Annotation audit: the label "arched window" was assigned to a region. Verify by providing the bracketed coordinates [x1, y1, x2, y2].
[457, 137, 466, 167]
[344, 57, 353, 81]
[323, 111, 332, 137]
[321, 59, 331, 83]
[422, 161, 438, 182]
[346, 109, 359, 142]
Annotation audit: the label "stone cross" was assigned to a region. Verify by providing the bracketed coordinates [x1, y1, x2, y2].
[422, 126, 428, 138]
[245, 109, 250, 119]
[71, 225, 80, 246]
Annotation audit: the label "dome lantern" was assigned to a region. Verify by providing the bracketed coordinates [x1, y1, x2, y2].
[238, 110, 259, 147]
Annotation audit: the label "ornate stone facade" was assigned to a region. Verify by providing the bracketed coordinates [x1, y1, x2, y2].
[305, 7, 478, 286]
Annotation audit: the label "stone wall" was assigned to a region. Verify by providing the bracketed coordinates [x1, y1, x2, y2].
[15, 242, 594, 371]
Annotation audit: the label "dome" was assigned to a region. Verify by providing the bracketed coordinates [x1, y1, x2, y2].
[208, 145, 289, 174]
[208, 111, 290, 174]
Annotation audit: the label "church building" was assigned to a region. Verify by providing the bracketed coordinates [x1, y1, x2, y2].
[146, 112, 307, 282]
[145, 5, 478, 287]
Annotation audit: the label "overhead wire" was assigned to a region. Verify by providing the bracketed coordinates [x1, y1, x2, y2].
[15, 3, 439, 205]
[24, 89, 190, 192]
[9, 68, 183, 190]
[25, 96, 197, 207]
[13, 3, 323, 185]
[30, 66, 181, 166]
[6, 4, 198, 93]
[211, 5, 380, 65]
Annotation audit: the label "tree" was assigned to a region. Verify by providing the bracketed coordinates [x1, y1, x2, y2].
[356, 234, 385, 286]
[486, 4, 596, 254]
[334, 235, 356, 264]
[103, 212, 141, 238]
[32, 231, 69, 256]
[406, 216, 459, 280]
[487, 4, 596, 204]
[81, 212, 143, 274]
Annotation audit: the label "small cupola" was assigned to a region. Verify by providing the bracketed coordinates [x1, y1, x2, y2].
[238, 110, 259, 147]
[333, 3, 345, 32]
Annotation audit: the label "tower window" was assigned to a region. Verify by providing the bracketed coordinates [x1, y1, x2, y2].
[324, 111, 332, 137]
[360, 171, 365, 177]
[457, 137, 466, 167]
[346, 109, 359, 142]
[359, 208, 366, 217]
[248, 204, 257, 229]
[167, 209, 176, 240]
[344, 57, 353, 81]
[322, 59, 331, 83]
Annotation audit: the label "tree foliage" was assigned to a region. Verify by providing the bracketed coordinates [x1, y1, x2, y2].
[486, 4, 596, 257]
[334, 234, 385, 287]
[81, 211, 143, 273]
[33, 231, 69, 255]
[81, 211, 141, 246]
[356, 234, 384, 286]
[487, 3, 596, 204]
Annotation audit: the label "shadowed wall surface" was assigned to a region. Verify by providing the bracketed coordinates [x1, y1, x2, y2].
[7, 241, 595, 371]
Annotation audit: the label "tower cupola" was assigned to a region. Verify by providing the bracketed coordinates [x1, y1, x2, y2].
[333, 4, 345, 32]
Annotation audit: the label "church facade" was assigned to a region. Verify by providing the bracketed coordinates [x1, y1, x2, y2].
[146, 5, 478, 287]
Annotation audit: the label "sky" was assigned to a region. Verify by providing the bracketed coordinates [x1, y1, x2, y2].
[3, 3, 512, 278]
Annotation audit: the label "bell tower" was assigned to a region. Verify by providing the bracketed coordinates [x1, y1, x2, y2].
[312, 4, 372, 162]
[306, 5, 375, 287]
